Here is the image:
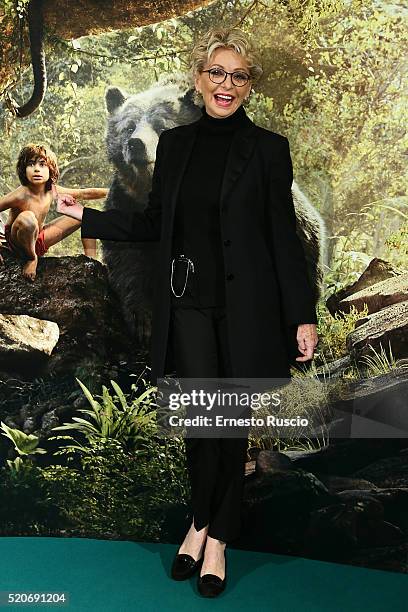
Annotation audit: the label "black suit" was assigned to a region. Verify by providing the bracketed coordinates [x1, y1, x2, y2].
[81, 108, 318, 542]
[82, 111, 317, 383]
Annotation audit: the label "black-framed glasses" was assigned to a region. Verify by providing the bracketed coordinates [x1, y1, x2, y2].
[201, 67, 251, 87]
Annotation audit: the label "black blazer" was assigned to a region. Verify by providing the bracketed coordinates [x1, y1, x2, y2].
[82, 110, 317, 383]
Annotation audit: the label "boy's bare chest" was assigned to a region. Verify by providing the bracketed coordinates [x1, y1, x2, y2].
[17, 192, 53, 222]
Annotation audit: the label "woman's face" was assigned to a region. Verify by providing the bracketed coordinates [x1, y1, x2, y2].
[195, 47, 252, 119]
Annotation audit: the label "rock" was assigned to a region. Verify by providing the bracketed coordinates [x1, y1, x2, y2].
[283, 448, 326, 462]
[0, 251, 132, 376]
[339, 273, 408, 316]
[324, 259, 408, 369]
[237, 439, 408, 570]
[19, 404, 30, 424]
[358, 520, 404, 547]
[346, 300, 408, 361]
[73, 395, 89, 410]
[2, 417, 18, 429]
[314, 354, 352, 378]
[327, 367, 408, 437]
[352, 455, 408, 489]
[238, 469, 336, 554]
[347, 542, 408, 573]
[164, 473, 335, 556]
[338, 486, 408, 502]
[316, 475, 379, 493]
[335, 491, 384, 519]
[244, 469, 332, 507]
[0, 313, 59, 376]
[304, 503, 359, 556]
[22, 416, 36, 433]
[41, 409, 59, 433]
[326, 258, 405, 317]
[255, 450, 293, 475]
[336, 488, 408, 528]
[284, 439, 408, 476]
[54, 404, 75, 417]
[303, 500, 404, 558]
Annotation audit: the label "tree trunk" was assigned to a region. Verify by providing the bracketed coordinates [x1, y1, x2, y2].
[43, 0, 212, 39]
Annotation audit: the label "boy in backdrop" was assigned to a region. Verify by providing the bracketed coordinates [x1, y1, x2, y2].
[0, 143, 107, 280]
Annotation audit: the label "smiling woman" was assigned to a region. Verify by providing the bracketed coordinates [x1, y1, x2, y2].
[191, 29, 263, 118]
[57, 26, 318, 597]
[195, 49, 251, 116]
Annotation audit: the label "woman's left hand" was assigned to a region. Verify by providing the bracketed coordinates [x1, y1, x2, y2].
[295, 323, 318, 361]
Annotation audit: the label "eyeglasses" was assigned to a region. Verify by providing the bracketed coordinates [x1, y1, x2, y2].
[201, 67, 251, 87]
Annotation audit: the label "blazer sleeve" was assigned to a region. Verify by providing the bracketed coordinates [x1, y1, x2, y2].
[81, 131, 166, 242]
[267, 136, 318, 327]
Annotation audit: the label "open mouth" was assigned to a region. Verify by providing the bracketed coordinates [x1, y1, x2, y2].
[214, 93, 235, 107]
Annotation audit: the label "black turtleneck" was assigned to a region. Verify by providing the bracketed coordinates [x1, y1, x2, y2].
[171, 104, 249, 308]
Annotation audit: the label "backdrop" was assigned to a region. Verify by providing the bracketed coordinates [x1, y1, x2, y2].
[0, 0, 407, 575]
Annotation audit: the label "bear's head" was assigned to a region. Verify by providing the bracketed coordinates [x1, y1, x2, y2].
[105, 75, 201, 192]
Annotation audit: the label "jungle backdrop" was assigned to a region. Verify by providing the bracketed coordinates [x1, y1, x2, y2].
[0, 0, 407, 575]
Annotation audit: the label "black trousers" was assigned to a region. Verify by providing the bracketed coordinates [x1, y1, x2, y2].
[170, 305, 249, 543]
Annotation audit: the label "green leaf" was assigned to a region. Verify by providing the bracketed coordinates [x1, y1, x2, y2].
[111, 380, 128, 411]
[76, 378, 101, 410]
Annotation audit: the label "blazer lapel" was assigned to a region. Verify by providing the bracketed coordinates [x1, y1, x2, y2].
[166, 122, 199, 215]
[164, 116, 258, 216]
[219, 121, 258, 207]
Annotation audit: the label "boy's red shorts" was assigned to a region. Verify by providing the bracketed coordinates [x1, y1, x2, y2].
[4, 224, 48, 257]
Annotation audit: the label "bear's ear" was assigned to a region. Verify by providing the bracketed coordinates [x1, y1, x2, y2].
[105, 87, 127, 114]
[179, 88, 196, 108]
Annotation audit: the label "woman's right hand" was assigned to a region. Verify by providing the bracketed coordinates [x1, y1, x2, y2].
[57, 195, 84, 221]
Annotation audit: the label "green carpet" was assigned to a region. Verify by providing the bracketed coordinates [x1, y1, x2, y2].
[0, 537, 407, 610]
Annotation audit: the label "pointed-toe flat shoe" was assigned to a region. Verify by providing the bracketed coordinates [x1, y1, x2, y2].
[171, 552, 203, 581]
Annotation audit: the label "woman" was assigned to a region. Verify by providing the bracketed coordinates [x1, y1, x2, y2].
[59, 28, 318, 598]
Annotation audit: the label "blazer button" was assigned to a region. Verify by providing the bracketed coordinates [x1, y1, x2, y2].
[226, 273, 234, 281]
[223, 239, 231, 247]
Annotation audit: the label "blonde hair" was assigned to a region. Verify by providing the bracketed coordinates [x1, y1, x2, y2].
[189, 27, 263, 83]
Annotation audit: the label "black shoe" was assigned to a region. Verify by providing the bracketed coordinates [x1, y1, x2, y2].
[171, 550, 204, 581]
[197, 551, 227, 597]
